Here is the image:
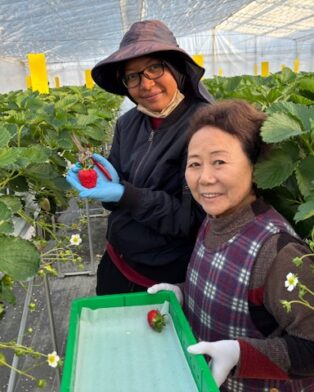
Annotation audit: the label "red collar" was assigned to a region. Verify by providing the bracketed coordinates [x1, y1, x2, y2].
[150, 117, 164, 129]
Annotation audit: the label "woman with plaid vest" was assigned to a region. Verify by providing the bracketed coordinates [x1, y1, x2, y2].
[148, 100, 314, 391]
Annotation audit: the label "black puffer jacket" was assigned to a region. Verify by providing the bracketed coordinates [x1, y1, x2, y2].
[103, 93, 212, 283]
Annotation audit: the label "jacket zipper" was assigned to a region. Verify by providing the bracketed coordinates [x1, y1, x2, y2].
[133, 129, 154, 183]
[107, 129, 154, 243]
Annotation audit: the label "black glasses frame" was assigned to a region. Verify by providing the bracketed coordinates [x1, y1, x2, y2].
[122, 62, 165, 89]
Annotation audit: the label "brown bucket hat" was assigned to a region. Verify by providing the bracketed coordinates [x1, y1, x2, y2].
[91, 19, 205, 96]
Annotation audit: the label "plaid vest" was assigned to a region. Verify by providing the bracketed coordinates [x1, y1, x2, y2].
[184, 207, 314, 392]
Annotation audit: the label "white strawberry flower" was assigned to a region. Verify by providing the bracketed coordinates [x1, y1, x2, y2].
[285, 272, 298, 292]
[47, 351, 60, 368]
[70, 234, 82, 246]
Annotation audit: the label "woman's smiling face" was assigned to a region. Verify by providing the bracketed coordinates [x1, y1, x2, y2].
[185, 125, 256, 218]
[124, 56, 178, 112]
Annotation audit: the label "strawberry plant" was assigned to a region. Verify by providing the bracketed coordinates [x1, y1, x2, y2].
[0, 85, 121, 387]
[254, 100, 314, 238]
[0, 86, 121, 313]
[203, 68, 314, 110]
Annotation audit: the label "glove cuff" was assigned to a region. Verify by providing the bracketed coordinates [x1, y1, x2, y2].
[112, 183, 125, 202]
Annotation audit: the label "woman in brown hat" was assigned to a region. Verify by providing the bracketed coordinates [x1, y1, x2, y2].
[67, 19, 214, 294]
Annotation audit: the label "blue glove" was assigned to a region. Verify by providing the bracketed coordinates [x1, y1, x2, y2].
[91, 153, 120, 183]
[66, 160, 124, 203]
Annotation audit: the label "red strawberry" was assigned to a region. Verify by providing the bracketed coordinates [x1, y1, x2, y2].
[147, 309, 166, 332]
[78, 169, 97, 188]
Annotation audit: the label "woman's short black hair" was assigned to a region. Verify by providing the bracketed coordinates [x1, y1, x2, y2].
[187, 99, 267, 164]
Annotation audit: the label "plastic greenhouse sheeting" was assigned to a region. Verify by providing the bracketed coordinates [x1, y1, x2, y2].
[0, 0, 313, 92]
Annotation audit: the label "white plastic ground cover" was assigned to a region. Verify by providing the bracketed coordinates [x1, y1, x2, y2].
[73, 303, 199, 392]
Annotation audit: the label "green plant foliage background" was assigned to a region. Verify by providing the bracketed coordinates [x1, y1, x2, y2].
[0, 86, 122, 308]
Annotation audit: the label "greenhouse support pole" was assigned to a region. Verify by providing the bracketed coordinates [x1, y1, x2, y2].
[212, 28, 216, 76]
[85, 199, 96, 275]
[56, 199, 96, 277]
[44, 274, 61, 386]
[254, 35, 258, 75]
[7, 279, 34, 392]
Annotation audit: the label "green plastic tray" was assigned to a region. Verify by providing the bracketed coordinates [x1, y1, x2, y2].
[61, 291, 219, 392]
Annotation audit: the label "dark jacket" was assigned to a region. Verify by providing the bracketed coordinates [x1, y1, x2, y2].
[102, 95, 211, 283]
[93, 19, 214, 283]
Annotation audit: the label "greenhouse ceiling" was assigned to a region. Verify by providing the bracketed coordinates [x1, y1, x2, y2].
[0, 0, 313, 64]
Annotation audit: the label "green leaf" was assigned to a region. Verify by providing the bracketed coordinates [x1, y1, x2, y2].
[0, 235, 40, 280]
[20, 145, 51, 164]
[267, 102, 314, 131]
[295, 156, 314, 198]
[0, 201, 12, 220]
[265, 88, 282, 103]
[254, 148, 297, 189]
[1, 284, 16, 304]
[75, 113, 101, 128]
[54, 95, 79, 110]
[23, 163, 61, 180]
[279, 67, 297, 84]
[5, 110, 27, 125]
[289, 105, 314, 131]
[294, 199, 314, 223]
[7, 176, 29, 192]
[0, 196, 22, 213]
[88, 108, 115, 121]
[0, 221, 14, 234]
[290, 94, 314, 105]
[299, 77, 314, 94]
[82, 127, 107, 142]
[0, 148, 19, 168]
[261, 112, 303, 143]
[0, 201, 14, 234]
[0, 127, 12, 147]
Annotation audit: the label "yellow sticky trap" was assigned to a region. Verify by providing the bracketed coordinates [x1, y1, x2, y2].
[261, 61, 269, 77]
[293, 58, 300, 73]
[253, 64, 258, 76]
[192, 54, 204, 68]
[55, 76, 60, 88]
[27, 53, 49, 94]
[218, 67, 223, 76]
[85, 69, 94, 89]
[25, 75, 32, 89]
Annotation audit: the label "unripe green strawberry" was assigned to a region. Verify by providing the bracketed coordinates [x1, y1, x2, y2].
[37, 379, 46, 388]
[39, 197, 51, 211]
[78, 169, 97, 188]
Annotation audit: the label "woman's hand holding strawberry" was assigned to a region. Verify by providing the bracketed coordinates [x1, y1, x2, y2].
[91, 154, 120, 183]
[66, 154, 124, 202]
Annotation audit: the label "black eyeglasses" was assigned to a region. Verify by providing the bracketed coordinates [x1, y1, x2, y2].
[122, 62, 165, 89]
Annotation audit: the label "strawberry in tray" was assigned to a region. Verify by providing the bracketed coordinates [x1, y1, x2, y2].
[147, 309, 166, 332]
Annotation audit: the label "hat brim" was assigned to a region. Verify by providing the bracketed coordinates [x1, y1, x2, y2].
[91, 43, 197, 95]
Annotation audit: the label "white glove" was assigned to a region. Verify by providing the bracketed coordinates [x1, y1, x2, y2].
[147, 283, 183, 305]
[187, 340, 240, 387]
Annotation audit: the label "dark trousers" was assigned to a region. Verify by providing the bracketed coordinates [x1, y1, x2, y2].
[96, 252, 146, 295]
